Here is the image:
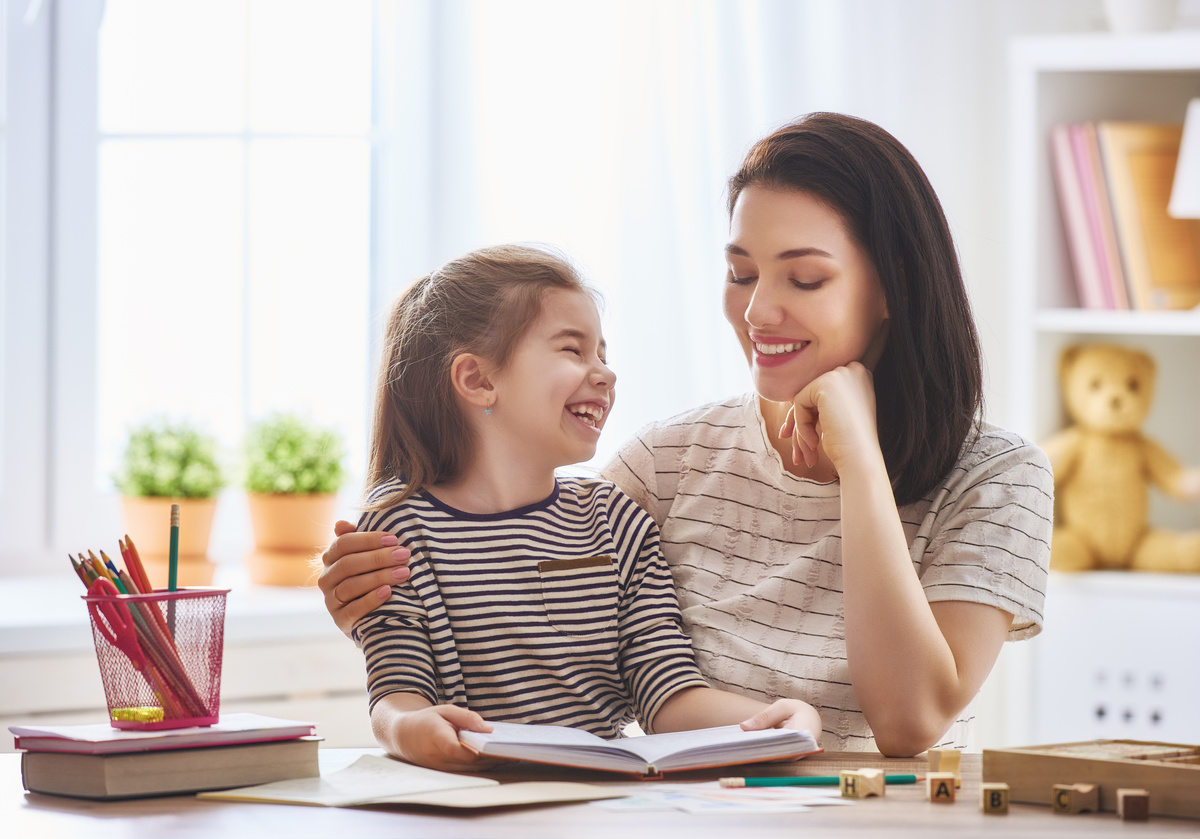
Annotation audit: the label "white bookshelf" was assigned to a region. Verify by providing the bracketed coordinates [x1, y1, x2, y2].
[1004, 33, 1200, 746]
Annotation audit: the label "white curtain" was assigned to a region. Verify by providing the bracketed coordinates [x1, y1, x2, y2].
[375, 0, 1108, 468]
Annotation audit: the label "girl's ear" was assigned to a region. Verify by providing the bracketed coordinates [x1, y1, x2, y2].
[450, 353, 496, 409]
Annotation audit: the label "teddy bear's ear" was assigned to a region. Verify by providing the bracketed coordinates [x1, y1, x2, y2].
[1059, 344, 1084, 380]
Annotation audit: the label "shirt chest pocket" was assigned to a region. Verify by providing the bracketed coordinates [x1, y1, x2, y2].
[538, 556, 618, 636]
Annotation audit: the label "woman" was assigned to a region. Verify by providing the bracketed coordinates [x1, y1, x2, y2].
[319, 113, 1052, 756]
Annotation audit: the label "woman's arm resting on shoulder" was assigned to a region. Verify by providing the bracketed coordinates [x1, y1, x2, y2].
[370, 692, 495, 771]
[318, 520, 412, 636]
[651, 687, 822, 743]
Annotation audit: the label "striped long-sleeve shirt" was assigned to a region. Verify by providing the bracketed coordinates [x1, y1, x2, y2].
[601, 393, 1054, 751]
[352, 477, 709, 738]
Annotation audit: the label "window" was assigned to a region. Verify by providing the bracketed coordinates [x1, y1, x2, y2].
[53, 0, 374, 560]
[0, 0, 52, 570]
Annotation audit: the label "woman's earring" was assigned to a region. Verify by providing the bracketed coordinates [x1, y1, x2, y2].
[484, 407, 493, 416]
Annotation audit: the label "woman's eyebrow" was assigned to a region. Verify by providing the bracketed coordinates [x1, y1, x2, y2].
[724, 244, 835, 260]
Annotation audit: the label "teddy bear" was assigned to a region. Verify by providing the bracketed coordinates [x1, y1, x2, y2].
[1042, 342, 1200, 573]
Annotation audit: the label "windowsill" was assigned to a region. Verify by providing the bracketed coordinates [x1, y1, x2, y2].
[0, 567, 344, 656]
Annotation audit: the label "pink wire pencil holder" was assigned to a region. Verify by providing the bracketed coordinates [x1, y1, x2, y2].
[83, 582, 230, 730]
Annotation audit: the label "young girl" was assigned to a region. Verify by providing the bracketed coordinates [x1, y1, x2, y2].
[353, 244, 819, 771]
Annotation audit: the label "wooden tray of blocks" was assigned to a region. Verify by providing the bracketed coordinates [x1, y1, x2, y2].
[982, 740, 1200, 820]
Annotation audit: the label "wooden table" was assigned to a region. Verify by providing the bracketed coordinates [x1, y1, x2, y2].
[8, 749, 1200, 838]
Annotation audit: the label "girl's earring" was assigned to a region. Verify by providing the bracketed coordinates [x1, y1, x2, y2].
[484, 406, 493, 416]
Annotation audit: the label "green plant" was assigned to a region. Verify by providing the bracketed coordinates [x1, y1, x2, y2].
[243, 413, 347, 495]
[114, 417, 226, 498]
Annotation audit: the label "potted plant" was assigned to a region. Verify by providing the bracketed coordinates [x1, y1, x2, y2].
[242, 413, 347, 586]
[114, 417, 226, 587]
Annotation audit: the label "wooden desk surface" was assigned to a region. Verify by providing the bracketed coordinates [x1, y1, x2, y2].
[8, 748, 1200, 838]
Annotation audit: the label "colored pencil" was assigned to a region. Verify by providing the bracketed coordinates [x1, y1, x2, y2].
[121, 536, 154, 595]
[168, 504, 180, 635]
[718, 774, 921, 788]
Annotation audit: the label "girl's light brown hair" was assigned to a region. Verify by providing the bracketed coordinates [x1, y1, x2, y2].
[365, 244, 590, 510]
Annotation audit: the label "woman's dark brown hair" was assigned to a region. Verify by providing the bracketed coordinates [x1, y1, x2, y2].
[366, 244, 590, 509]
[727, 112, 982, 505]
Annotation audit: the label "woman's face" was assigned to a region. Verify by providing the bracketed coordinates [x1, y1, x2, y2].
[723, 186, 889, 404]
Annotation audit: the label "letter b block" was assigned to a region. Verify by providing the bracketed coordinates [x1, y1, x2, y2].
[980, 782, 1009, 815]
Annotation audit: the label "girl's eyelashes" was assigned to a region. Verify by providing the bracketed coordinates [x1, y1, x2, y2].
[727, 271, 756, 285]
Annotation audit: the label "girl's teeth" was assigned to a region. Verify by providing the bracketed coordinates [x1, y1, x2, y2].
[756, 342, 803, 355]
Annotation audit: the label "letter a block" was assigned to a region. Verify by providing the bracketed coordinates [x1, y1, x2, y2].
[926, 771, 957, 803]
[840, 768, 885, 798]
[927, 748, 962, 788]
[1117, 788, 1150, 821]
[1052, 783, 1099, 814]
[980, 782, 1009, 815]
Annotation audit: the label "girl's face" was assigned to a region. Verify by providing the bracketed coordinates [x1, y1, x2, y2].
[723, 186, 889, 404]
[488, 287, 615, 471]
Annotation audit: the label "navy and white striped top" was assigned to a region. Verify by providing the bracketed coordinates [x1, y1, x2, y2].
[352, 477, 709, 738]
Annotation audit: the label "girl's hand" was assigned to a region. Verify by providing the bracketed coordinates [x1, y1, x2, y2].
[738, 699, 822, 743]
[390, 704, 497, 772]
[318, 520, 411, 636]
[779, 361, 880, 476]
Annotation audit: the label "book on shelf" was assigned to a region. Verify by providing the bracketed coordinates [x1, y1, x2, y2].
[1097, 121, 1200, 310]
[458, 722, 821, 778]
[20, 736, 320, 800]
[9, 712, 315, 755]
[200, 752, 625, 810]
[1079, 123, 1131, 309]
[1051, 123, 1110, 309]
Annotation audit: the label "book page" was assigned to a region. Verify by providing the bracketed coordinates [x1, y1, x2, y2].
[460, 722, 646, 772]
[199, 754, 496, 807]
[616, 725, 816, 769]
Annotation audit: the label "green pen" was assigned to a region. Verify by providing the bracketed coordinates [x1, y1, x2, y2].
[719, 774, 920, 788]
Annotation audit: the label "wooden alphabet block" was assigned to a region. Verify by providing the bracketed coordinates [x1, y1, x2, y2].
[927, 748, 962, 787]
[839, 768, 885, 798]
[926, 771, 957, 803]
[980, 782, 1010, 814]
[1117, 788, 1150, 821]
[1051, 782, 1099, 814]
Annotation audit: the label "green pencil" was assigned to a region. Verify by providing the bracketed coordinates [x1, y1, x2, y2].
[719, 774, 920, 788]
[167, 503, 180, 635]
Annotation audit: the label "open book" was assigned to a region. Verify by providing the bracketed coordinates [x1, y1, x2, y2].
[459, 723, 820, 777]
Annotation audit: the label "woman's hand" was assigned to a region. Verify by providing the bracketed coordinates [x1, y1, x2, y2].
[372, 694, 497, 772]
[739, 699, 822, 743]
[318, 520, 411, 637]
[780, 361, 880, 477]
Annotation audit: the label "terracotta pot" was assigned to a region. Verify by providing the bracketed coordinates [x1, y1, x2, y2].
[120, 496, 218, 589]
[246, 493, 338, 587]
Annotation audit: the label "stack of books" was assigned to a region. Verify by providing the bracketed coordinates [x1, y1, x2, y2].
[11, 712, 319, 800]
[1050, 121, 1200, 311]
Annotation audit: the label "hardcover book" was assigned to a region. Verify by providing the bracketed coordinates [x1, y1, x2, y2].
[20, 736, 320, 800]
